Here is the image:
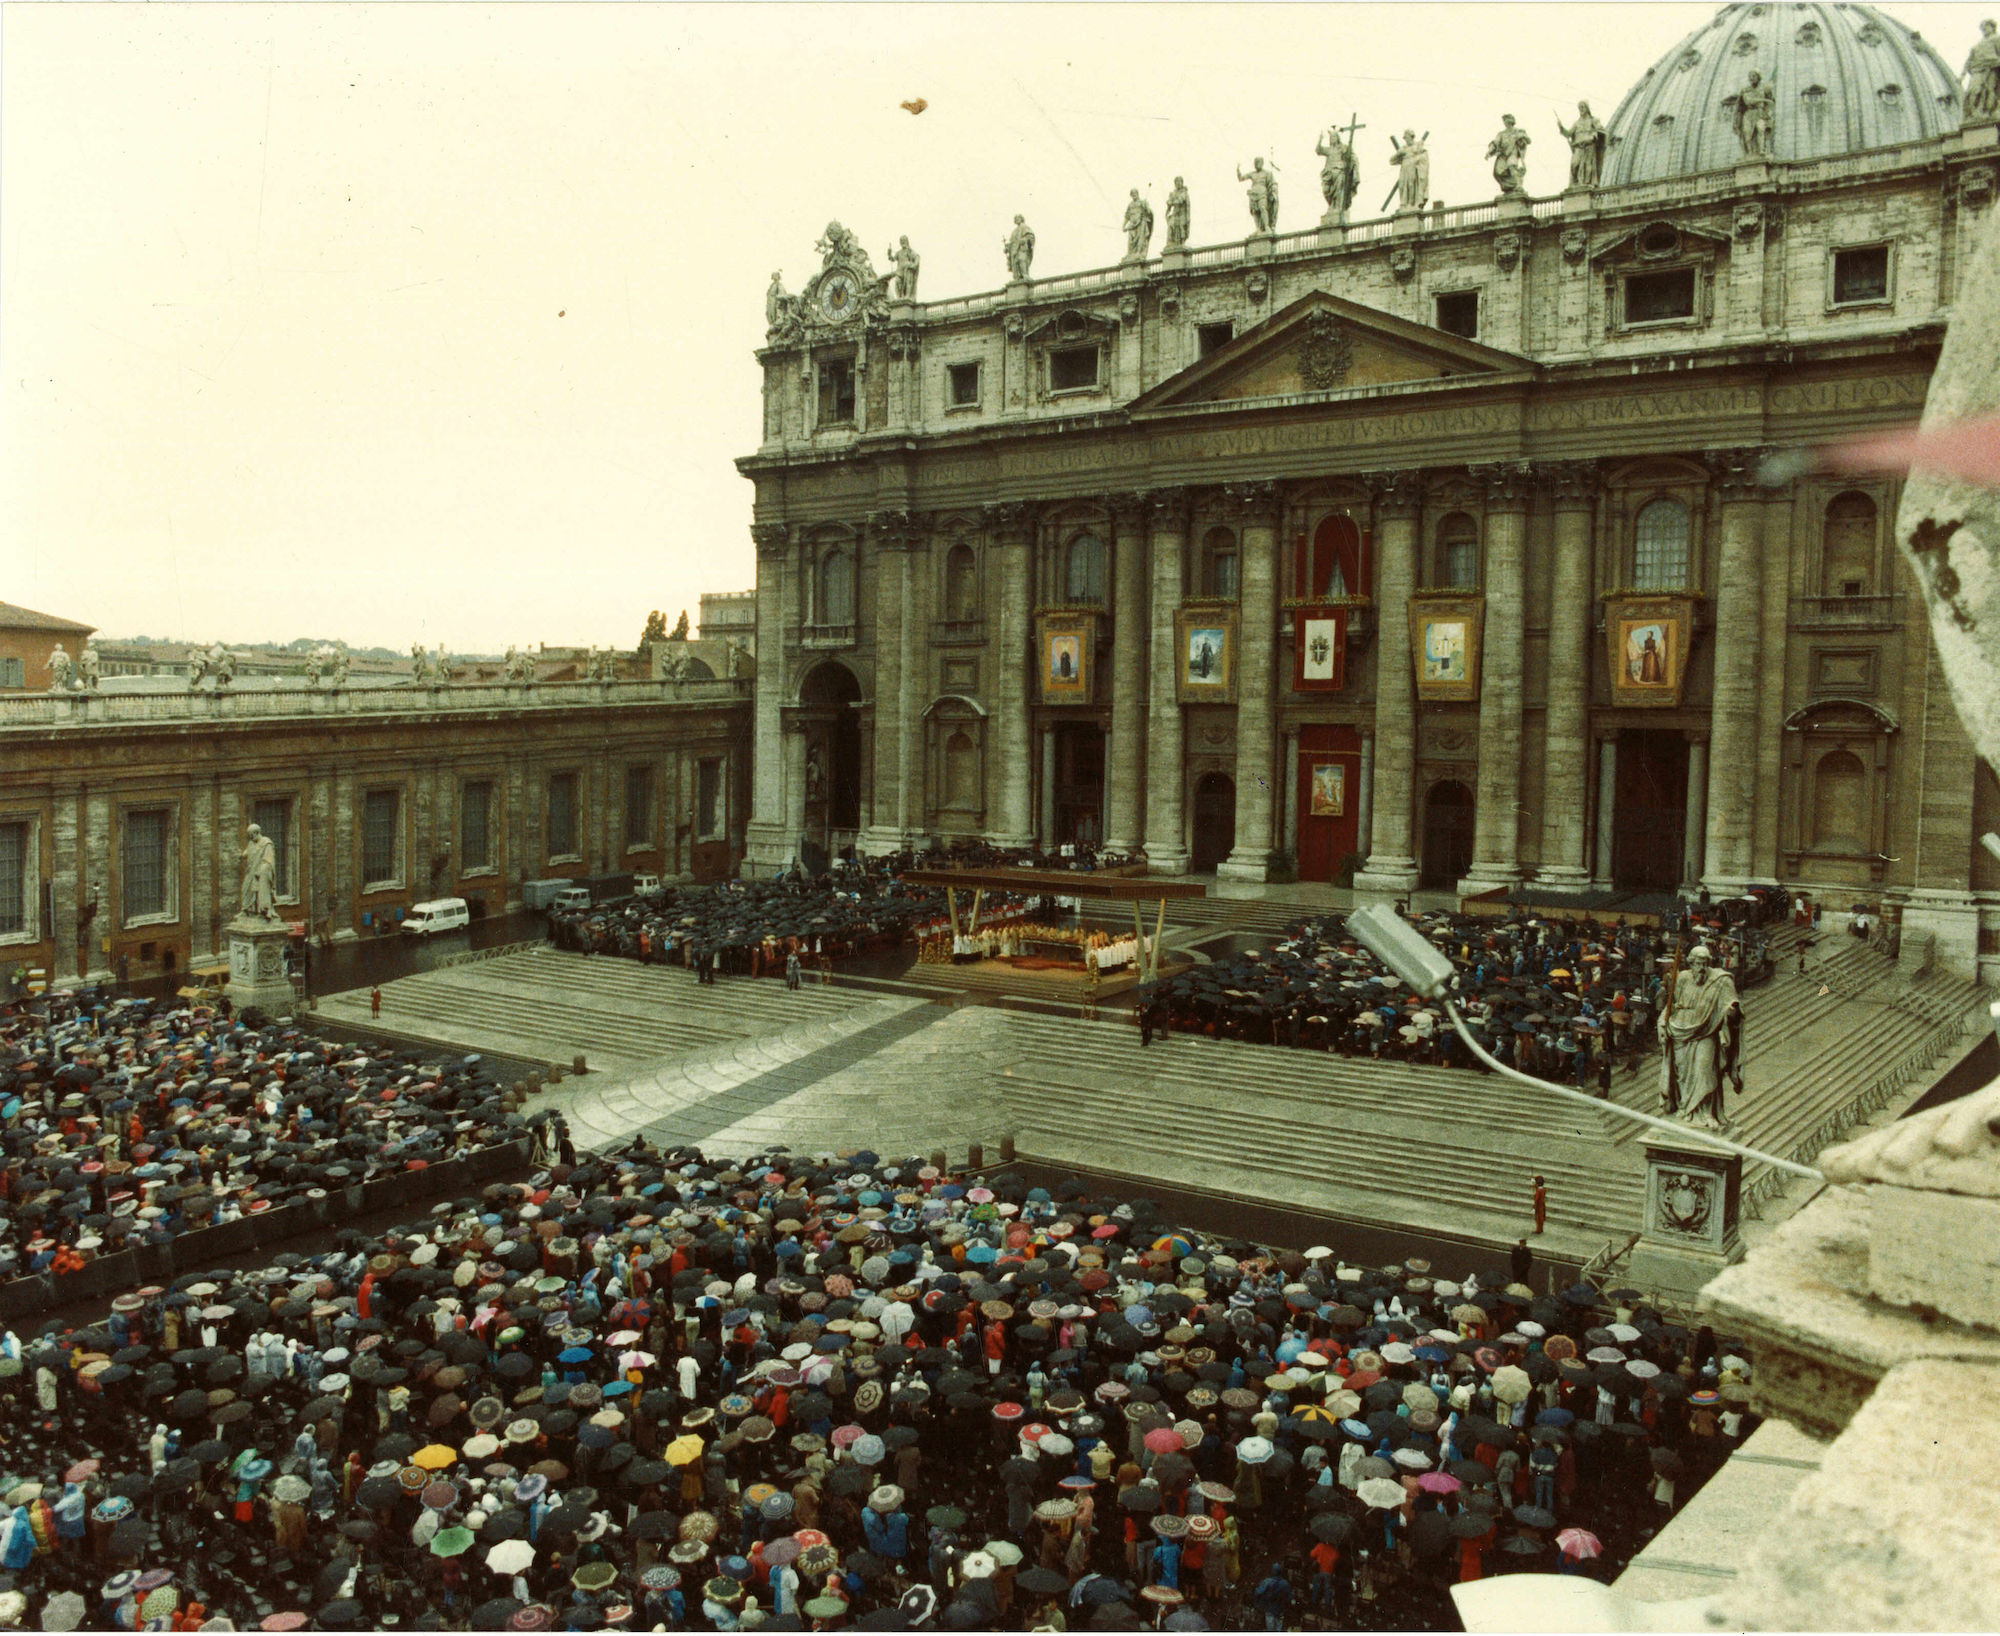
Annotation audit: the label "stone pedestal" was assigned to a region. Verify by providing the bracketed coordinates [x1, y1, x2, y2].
[1495, 193, 1531, 221]
[1243, 232, 1274, 261]
[1158, 248, 1191, 274]
[226, 914, 296, 1017]
[1627, 1129, 1744, 1299]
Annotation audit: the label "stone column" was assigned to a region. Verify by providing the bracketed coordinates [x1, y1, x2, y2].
[984, 501, 1037, 848]
[1143, 488, 1192, 872]
[1463, 463, 1531, 892]
[51, 784, 80, 982]
[1704, 451, 1767, 892]
[745, 523, 793, 874]
[1357, 730, 1375, 856]
[1282, 728, 1301, 862]
[1681, 734, 1710, 886]
[1105, 495, 1149, 853]
[1595, 735, 1618, 884]
[1538, 462, 1599, 883]
[1355, 472, 1423, 892]
[1222, 482, 1281, 881]
[782, 722, 807, 862]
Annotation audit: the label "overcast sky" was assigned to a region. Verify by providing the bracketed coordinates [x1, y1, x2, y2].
[3, 1, 1987, 653]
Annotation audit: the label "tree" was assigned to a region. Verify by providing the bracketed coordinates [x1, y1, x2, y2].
[641, 610, 668, 646]
[670, 609, 690, 640]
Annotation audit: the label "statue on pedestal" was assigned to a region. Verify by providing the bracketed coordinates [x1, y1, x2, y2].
[1004, 215, 1036, 281]
[1164, 178, 1191, 250]
[887, 237, 921, 299]
[1659, 944, 1743, 1129]
[1387, 130, 1430, 211]
[409, 643, 432, 684]
[1733, 70, 1776, 159]
[329, 646, 349, 688]
[1557, 101, 1606, 188]
[239, 823, 279, 920]
[1121, 190, 1154, 262]
[303, 648, 322, 686]
[1235, 157, 1279, 234]
[766, 271, 795, 335]
[1966, 20, 2000, 121]
[1487, 114, 1531, 195]
[1316, 122, 1361, 223]
[76, 643, 101, 692]
[45, 644, 72, 693]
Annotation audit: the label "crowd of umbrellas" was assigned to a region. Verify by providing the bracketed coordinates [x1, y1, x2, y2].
[0, 992, 524, 1285]
[0, 1133, 1755, 1631]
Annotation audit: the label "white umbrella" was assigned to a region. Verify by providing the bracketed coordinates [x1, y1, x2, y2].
[1607, 1324, 1641, 1344]
[1491, 1365, 1532, 1405]
[959, 1550, 997, 1580]
[485, 1539, 535, 1575]
[1357, 1478, 1408, 1510]
[850, 1434, 886, 1466]
[1625, 1359, 1661, 1380]
[1236, 1436, 1274, 1466]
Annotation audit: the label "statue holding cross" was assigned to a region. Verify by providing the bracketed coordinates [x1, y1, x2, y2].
[1316, 113, 1364, 225]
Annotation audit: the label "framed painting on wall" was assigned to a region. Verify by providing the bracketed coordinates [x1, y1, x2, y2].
[1175, 607, 1238, 703]
[1605, 593, 1696, 707]
[1408, 593, 1485, 703]
[1037, 613, 1095, 704]
[1308, 760, 1346, 817]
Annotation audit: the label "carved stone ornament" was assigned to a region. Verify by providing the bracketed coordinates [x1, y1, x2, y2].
[1158, 284, 1183, 321]
[1963, 166, 1997, 209]
[1004, 311, 1027, 340]
[751, 522, 791, 557]
[1245, 269, 1270, 304]
[1119, 292, 1141, 326]
[1733, 201, 1765, 241]
[1295, 310, 1355, 391]
[1494, 231, 1522, 272]
[791, 221, 890, 340]
[1657, 1169, 1716, 1235]
[1561, 227, 1588, 265]
[1389, 245, 1417, 283]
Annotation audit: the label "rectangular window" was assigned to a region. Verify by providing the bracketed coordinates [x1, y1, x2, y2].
[1435, 290, 1480, 338]
[817, 358, 856, 424]
[460, 781, 493, 870]
[547, 772, 580, 859]
[1197, 322, 1234, 358]
[1049, 346, 1100, 391]
[250, 797, 293, 900]
[0, 821, 27, 936]
[1832, 244, 1890, 306]
[362, 790, 401, 886]
[1625, 267, 1696, 324]
[624, 765, 654, 849]
[123, 808, 170, 921]
[697, 759, 722, 839]
[947, 362, 981, 406]
[0, 658, 22, 689]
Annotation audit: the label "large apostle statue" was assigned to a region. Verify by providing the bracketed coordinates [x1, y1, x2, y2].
[1658, 944, 1742, 1129]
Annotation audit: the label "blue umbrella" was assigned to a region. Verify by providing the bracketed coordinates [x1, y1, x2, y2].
[1535, 1408, 1575, 1427]
[557, 1346, 593, 1366]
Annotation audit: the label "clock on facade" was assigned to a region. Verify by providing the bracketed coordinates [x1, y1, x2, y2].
[819, 271, 859, 324]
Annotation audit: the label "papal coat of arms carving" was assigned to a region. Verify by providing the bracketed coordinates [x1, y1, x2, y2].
[1296, 311, 1354, 391]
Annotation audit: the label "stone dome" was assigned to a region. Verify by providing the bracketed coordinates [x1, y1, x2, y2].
[1602, 2, 1962, 186]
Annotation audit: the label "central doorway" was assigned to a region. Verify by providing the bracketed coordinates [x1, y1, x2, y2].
[1191, 773, 1236, 873]
[1052, 723, 1105, 849]
[1613, 729, 1689, 891]
[800, 662, 863, 868]
[1419, 780, 1474, 888]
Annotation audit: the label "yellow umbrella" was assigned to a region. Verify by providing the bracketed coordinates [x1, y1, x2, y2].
[411, 1444, 458, 1471]
[666, 1435, 704, 1467]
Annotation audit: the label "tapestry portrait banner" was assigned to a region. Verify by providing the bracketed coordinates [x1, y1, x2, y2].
[1176, 607, 1238, 703]
[1605, 593, 1696, 708]
[1036, 613, 1096, 705]
[1293, 607, 1349, 692]
[1409, 593, 1485, 703]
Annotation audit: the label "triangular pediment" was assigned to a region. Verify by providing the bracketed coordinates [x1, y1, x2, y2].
[1129, 289, 1536, 415]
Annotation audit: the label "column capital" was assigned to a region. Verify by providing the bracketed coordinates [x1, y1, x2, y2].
[1106, 491, 1151, 530]
[1221, 479, 1283, 522]
[751, 521, 792, 557]
[1471, 460, 1536, 512]
[1365, 468, 1424, 518]
[1144, 486, 1193, 528]
[981, 500, 1038, 539]
[867, 509, 932, 550]
[1542, 458, 1602, 508]
[1703, 447, 1771, 501]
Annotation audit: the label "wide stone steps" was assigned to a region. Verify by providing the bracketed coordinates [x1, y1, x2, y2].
[1161, 896, 1326, 937]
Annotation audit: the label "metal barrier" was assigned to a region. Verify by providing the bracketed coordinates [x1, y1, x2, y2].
[431, 939, 548, 971]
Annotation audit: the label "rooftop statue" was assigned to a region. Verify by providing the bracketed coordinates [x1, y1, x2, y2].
[1315, 120, 1362, 223]
[1386, 129, 1430, 212]
[1164, 178, 1191, 250]
[1966, 19, 2000, 122]
[1121, 189, 1154, 262]
[887, 236, 921, 300]
[1557, 100, 1605, 188]
[1235, 156, 1279, 234]
[45, 644, 72, 693]
[1733, 69, 1776, 159]
[1487, 114, 1530, 196]
[1004, 215, 1035, 281]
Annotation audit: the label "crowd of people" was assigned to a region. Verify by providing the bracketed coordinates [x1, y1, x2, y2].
[0, 1131, 1753, 1632]
[0, 991, 524, 1287]
[1135, 906, 1771, 1088]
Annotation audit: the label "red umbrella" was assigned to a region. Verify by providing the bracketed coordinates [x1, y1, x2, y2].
[1556, 1527, 1603, 1560]
[1143, 1427, 1184, 1455]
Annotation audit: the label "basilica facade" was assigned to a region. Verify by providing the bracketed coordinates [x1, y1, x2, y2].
[740, 1, 2000, 976]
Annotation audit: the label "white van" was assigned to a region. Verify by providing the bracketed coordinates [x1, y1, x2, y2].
[403, 898, 471, 936]
[552, 886, 593, 912]
[631, 874, 661, 896]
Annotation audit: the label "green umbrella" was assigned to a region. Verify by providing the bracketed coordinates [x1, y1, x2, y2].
[429, 1527, 476, 1558]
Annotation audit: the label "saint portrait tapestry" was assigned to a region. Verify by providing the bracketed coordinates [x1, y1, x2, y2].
[1309, 761, 1346, 817]
[1037, 614, 1095, 704]
[1605, 594, 1694, 707]
[1175, 608, 1239, 702]
[1408, 593, 1484, 702]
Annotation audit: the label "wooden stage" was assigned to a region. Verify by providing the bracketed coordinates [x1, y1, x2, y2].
[911, 949, 1193, 1002]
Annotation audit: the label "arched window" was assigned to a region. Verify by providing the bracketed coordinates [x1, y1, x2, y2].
[944, 543, 978, 621]
[819, 550, 855, 625]
[944, 730, 979, 808]
[1201, 527, 1240, 599]
[1822, 492, 1878, 597]
[1811, 748, 1868, 852]
[1632, 499, 1691, 590]
[1064, 534, 1106, 605]
[1434, 513, 1480, 589]
[1302, 514, 1362, 599]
